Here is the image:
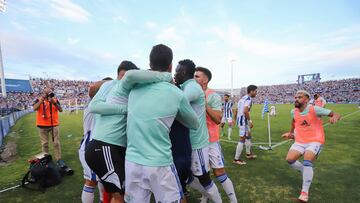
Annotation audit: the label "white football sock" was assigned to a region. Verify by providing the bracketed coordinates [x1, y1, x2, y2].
[228, 127, 232, 139]
[289, 160, 304, 173]
[81, 185, 95, 203]
[205, 182, 222, 203]
[216, 173, 237, 203]
[245, 138, 252, 154]
[234, 142, 244, 160]
[302, 160, 314, 193]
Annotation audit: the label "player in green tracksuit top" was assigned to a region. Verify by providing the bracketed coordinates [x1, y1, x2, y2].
[124, 44, 200, 203]
[174, 59, 222, 203]
[85, 61, 173, 203]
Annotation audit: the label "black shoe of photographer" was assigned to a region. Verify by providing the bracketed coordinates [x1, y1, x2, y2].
[57, 159, 66, 168]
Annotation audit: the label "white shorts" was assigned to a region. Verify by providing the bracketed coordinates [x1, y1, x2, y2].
[124, 160, 183, 203]
[289, 142, 323, 156]
[238, 125, 250, 137]
[191, 146, 211, 176]
[221, 117, 233, 124]
[79, 149, 97, 181]
[208, 142, 225, 169]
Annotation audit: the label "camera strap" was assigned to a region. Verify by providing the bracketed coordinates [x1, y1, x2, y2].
[49, 102, 54, 142]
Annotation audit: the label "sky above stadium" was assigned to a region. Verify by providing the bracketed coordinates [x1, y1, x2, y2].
[0, 0, 359, 88]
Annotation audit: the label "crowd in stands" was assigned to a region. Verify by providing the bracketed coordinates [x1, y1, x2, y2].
[30, 78, 91, 109]
[0, 78, 91, 115]
[0, 78, 359, 115]
[246, 78, 360, 104]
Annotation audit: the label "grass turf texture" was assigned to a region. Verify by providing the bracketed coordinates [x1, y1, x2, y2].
[0, 104, 359, 202]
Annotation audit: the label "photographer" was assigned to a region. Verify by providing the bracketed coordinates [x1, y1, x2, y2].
[33, 88, 63, 165]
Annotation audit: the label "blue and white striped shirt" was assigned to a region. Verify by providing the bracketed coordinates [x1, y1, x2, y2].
[222, 101, 233, 118]
[237, 95, 252, 125]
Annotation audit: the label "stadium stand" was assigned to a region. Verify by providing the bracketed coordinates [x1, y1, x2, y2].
[218, 78, 359, 104]
[0, 79, 34, 116]
[0, 78, 358, 115]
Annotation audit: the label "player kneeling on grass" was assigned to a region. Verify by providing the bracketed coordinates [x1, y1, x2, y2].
[79, 78, 112, 203]
[282, 90, 341, 202]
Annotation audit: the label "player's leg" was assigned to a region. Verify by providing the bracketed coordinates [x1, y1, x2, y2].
[81, 179, 97, 203]
[227, 118, 233, 140]
[298, 143, 323, 202]
[151, 164, 184, 203]
[210, 143, 237, 203]
[189, 147, 222, 203]
[173, 157, 191, 202]
[233, 124, 246, 165]
[85, 140, 125, 203]
[245, 129, 257, 159]
[124, 161, 151, 203]
[79, 146, 99, 203]
[286, 143, 305, 173]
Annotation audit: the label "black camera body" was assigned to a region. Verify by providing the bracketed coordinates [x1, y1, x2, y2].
[61, 165, 74, 176]
[47, 92, 55, 98]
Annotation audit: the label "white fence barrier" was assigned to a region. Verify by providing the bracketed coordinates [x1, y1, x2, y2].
[0, 109, 33, 146]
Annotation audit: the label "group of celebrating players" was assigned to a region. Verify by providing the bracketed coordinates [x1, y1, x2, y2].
[78, 44, 341, 203]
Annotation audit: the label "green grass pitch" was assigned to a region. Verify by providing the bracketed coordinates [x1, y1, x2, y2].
[0, 104, 359, 202]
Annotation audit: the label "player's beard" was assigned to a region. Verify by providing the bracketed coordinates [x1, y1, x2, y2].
[294, 101, 302, 108]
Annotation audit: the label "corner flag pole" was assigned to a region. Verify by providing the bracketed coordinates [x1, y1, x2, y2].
[259, 99, 273, 150]
[267, 111, 272, 149]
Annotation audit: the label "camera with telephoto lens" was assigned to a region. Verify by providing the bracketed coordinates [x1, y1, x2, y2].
[57, 160, 74, 176]
[47, 92, 55, 98]
[61, 165, 74, 176]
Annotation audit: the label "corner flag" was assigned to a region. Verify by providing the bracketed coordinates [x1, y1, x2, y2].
[261, 99, 269, 119]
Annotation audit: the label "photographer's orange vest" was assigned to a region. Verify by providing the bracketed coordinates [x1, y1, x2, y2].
[36, 99, 59, 127]
[294, 106, 325, 144]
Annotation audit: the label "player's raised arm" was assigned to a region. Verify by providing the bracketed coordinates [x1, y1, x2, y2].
[88, 81, 127, 115]
[313, 105, 341, 124]
[121, 69, 172, 92]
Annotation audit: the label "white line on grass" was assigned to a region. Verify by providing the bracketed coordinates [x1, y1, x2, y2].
[0, 182, 28, 193]
[219, 140, 281, 145]
[220, 110, 360, 148]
